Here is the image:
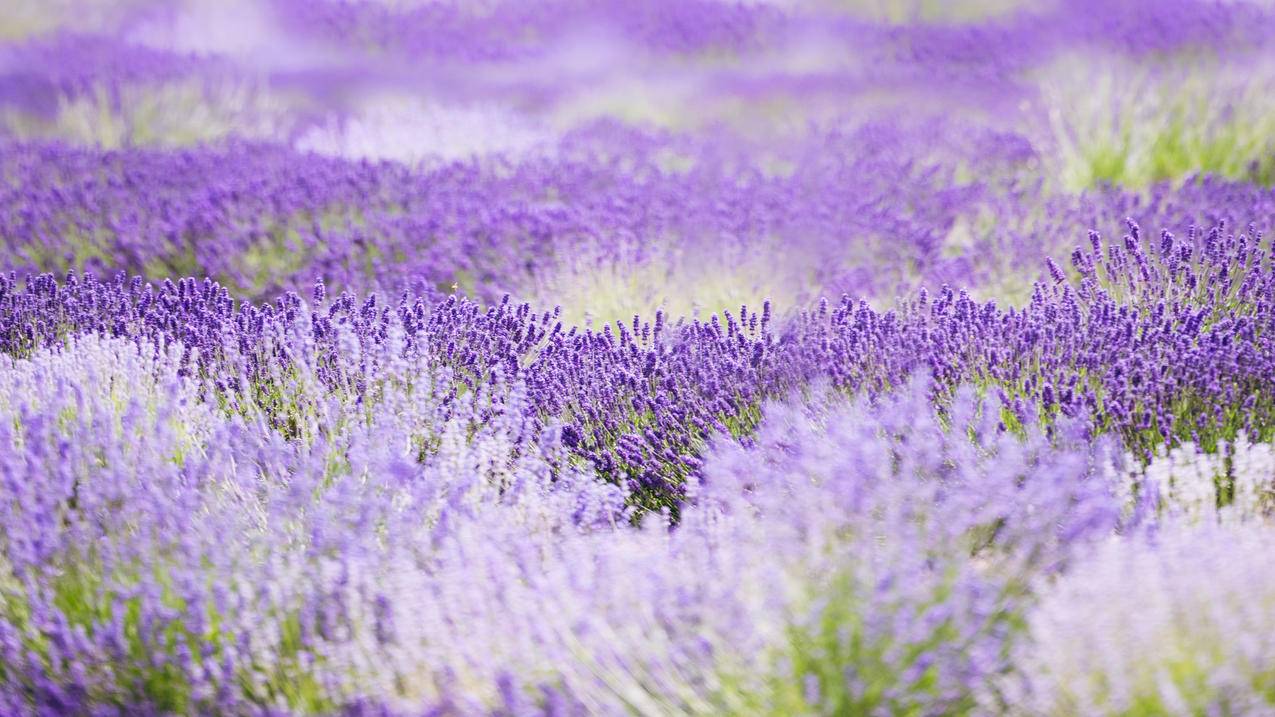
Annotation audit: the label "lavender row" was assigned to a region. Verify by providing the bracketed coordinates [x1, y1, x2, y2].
[0, 341, 1120, 714]
[0, 127, 1019, 307]
[4, 334, 1272, 713]
[2, 214, 1272, 510]
[8, 0, 1266, 82]
[6, 0, 1275, 191]
[5, 132, 1275, 308]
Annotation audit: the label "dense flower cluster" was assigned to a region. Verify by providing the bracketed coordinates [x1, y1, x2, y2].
[0, 349, 1123, 713]
[4, 0, 1275, 714]
[6, 210, 1275, 510]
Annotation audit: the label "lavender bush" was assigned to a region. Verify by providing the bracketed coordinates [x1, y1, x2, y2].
[3, 0, 1275, 714]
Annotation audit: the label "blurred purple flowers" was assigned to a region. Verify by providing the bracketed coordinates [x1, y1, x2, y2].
[3, 0, 1275, 714]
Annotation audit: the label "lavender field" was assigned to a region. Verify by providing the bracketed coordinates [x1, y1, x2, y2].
[3, 1, 1275, 714]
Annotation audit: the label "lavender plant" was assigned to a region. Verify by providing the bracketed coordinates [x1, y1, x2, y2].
[995, 523, 1275, 715]
[5, 207, 1275, 512]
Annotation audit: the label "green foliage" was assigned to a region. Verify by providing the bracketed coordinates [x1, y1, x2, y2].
[1038, 54, 1275, 191]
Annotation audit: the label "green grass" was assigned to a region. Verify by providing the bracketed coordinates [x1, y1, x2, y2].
[1037, 54, 1275, 191]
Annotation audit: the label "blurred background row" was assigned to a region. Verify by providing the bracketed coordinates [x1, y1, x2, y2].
[2, 0, 1274, 323]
